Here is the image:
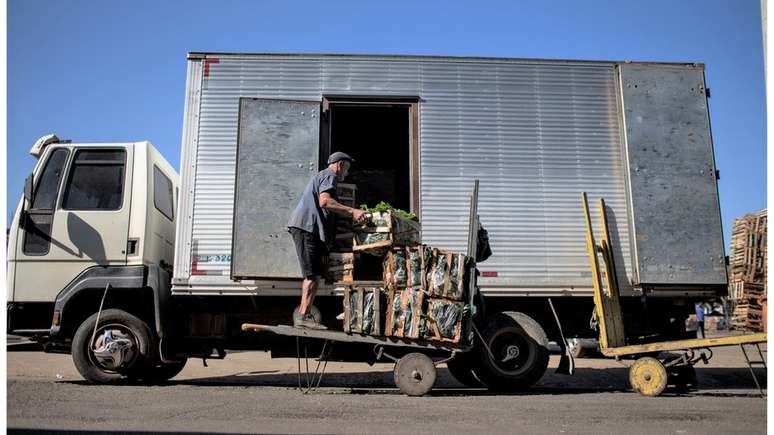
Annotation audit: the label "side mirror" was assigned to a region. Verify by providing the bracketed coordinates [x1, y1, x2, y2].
[23, 174, 33, 207]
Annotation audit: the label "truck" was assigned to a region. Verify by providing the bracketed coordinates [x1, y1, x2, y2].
[7, 53, 727, 390]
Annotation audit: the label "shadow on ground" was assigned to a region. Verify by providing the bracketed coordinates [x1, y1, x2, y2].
[58, 366, 766, 397]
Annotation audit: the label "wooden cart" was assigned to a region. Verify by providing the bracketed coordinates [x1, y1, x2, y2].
[242, 181, 482, 396]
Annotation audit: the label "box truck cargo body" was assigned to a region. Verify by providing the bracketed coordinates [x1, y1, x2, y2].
[173, 53, 726, 299]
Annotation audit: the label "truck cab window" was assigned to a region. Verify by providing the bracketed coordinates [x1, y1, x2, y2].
[153, 165, 174, 221]
[22, 148, 70, 255]
[31, 148, 69, 210]
[62, 149, 126, 210]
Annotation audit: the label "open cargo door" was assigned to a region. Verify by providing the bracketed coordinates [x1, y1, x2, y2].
[618, 65, 726, 289]
[231, 98, 320, 279]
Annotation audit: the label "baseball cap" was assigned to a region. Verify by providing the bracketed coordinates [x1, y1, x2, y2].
[327, 151, 355, 165]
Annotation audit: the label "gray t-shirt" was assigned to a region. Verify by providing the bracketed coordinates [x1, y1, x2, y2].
[287, 168, 338, 243]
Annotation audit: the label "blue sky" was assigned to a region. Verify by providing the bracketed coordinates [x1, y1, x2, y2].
[7, 0, 766, 247]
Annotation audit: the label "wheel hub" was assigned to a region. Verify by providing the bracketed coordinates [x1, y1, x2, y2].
[501, 345, 520, 363]
[92, 328, 136, 371]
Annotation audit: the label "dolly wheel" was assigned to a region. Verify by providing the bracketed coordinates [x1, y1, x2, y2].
[629, 357, 668, 397]
[394, 353, 437, 396]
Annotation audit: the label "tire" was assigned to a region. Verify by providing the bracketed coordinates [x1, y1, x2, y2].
[446, 353, 484, 387]
[567, 338, 587, 359]
[71, 309, 155, 384]
[473, 311, 550, 391]
[140, 359, 188, 384]
[394, 352, 437, 396]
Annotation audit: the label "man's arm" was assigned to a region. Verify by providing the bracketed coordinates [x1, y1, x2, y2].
[319, 191, 368, 223]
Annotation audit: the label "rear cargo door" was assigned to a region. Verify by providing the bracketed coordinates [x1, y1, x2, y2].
[231, 98, 321, 279]
[618, 65, 726, 287]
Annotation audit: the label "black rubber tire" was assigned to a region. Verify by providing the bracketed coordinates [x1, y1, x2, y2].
[71, 309, 155, 384]
[472, 311, 550, 391]
[139, 359, 188, 384]
[446, 353, 484, 387]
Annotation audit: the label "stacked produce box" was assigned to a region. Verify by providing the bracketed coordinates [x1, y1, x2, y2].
[331, 208, 473, 344]
[728, 209, 767, 332]
[325, 184, 358, 284]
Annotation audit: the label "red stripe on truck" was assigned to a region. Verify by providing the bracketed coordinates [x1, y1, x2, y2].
[481, 271, 498, 277]
[203, 58, 220, 77]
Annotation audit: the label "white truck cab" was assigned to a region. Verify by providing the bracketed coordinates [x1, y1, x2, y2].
[7, 135, 181, 383]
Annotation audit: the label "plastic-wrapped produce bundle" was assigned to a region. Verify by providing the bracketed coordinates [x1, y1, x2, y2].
[423, 245, 433, 270]
[429, 252, 448, 296]
[425, 299, 464, 343]
[362, 291, 375, 334]
[392, 250, 407, 287]
[357, 232, 389, 245]
[405, 288, 418, 337]
[387, 287, 423, 338]
[408, 249, 422, 287]
[446, 254, 466, 300]
[433, 300, 462, 337]
[390, 290, 402, 333]
[448, 255, 459, 292]
[348, 290, 360, 332]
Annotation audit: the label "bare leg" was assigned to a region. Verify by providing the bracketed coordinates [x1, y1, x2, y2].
[299, 277, 319, 316]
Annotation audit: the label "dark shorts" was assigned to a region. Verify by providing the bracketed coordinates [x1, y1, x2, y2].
[289, 227, 327, 279]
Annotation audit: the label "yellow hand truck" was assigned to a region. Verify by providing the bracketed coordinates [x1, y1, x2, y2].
[581, 192, 766, 397]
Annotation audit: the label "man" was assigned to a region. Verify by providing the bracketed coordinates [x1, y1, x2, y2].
[695, 302, 705, 339]
[287, 152, 368, 329]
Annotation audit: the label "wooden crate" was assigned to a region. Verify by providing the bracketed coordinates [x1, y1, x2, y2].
[341, 282, 383, 335]
[425, 248, 469, 301]
[336, 183, 358, 208]
[382, 245, 426, 289]
[331, 230, 354, 253]
[423, 298, 464, 344]
[325, 253, 355, 284]
[352, 210, 421, 255]
[385, 286, 424, 339]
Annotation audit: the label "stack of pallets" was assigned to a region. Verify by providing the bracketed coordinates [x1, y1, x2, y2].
[728, 209, 767, 332]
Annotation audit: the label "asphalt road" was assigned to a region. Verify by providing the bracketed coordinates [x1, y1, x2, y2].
[6, 341, 767, 434]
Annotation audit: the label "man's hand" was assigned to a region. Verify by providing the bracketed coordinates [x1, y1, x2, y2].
[352, 208, 370, 224]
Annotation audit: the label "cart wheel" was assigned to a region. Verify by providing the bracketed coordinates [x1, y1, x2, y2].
[629, 357, 668, 397]
[394, 353, 436, 396]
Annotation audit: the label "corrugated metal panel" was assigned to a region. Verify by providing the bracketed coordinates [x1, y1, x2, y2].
[175, 54, 633, 295]
[173, 59, 203, 281]
[418, 62, 631, 291]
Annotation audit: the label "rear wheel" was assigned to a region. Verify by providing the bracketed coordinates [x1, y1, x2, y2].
[140, 359, 188, 384]
[473, 312, 550, 391]
[446, 353, 484, 387]
[71, 309, 154, 384]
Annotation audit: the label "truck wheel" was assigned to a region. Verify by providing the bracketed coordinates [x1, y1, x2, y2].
[473, 311, 550, 391]
[71, 309, 154, 384]
[140, 359, 188, 384]
[446, 353, 484, 387]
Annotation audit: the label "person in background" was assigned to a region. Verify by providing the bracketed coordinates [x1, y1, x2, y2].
[695, 302, 705, 339]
